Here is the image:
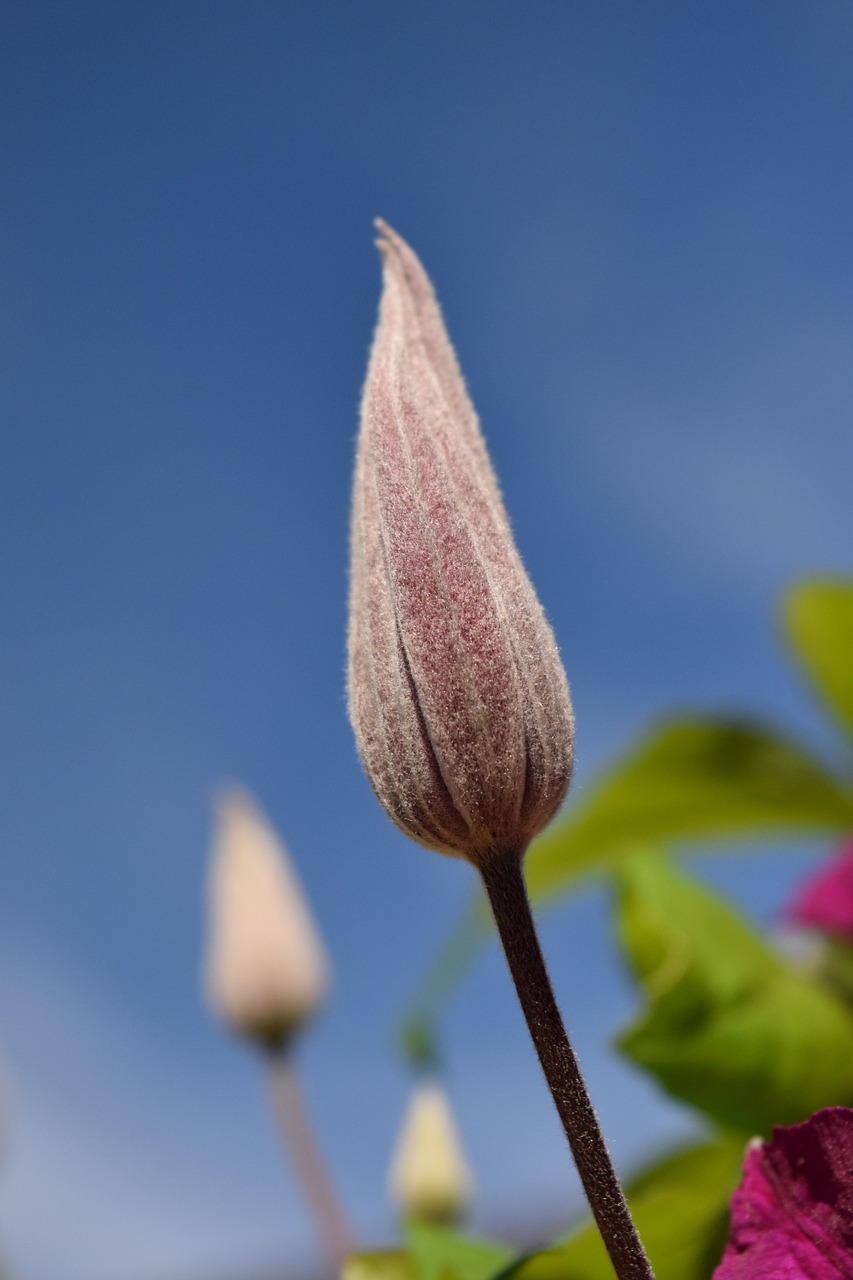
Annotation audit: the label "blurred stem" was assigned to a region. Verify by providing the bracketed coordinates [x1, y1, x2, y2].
[479, 850, 654, 1280]
[398, 891, 491, 1069]
[266, 1047, 355, 1270]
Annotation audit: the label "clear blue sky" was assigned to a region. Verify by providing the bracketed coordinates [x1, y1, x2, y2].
[0, 3, 850, 1277]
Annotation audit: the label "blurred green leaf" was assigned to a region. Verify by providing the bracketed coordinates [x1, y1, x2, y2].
[616, 851, 853, 1134]
[499, 1136, 744, 1280]
[343, 1251, 417, 1280]
[625, 1132, 745, 1201]
[525, 720, 853, 903]
[784, 580, 853, 745]
[342, 1230, 511, 1280]
[500, 1190, 723, 1280]
[400, 720, 853, 1051]
[406, 1223, 513, 1280]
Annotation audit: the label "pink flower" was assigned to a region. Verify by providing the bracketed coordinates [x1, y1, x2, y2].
[714, 1108, 853, 1279]
[787, 843, 853, 942]
[347, 222, 573, 868]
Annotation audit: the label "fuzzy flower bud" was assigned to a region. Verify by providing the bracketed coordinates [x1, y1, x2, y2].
[204, 789, 328, 1050]
[389, 1081, 473, 1226]
[347, 221, 574, 867]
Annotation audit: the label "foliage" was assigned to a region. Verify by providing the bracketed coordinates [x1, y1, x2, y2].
[783, 581, 853, 742]
[615, 851, 853, 1133]
[500, 1136, 745, 1280]
[344, 1252, 417, 1280]
[347, 1139, 747, 1280]
[346, 1225, 512, 1280]
[359, 580, 853, 1280]
[401, 580, 853, 1061]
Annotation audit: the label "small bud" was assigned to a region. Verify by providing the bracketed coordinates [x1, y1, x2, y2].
[348, 221, 574, 868]
[786, 842, 853, 942]
[389, 1081, 473, 1226]
[204, 789, 328, 1050]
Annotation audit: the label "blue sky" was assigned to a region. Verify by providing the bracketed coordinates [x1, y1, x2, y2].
[0, 3, 851, 1276]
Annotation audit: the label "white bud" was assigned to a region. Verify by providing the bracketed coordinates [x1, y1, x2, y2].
[389, 1081, 473, 1225]
[204, 789, 328, 1049]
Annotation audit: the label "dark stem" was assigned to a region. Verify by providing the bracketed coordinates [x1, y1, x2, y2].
[266, 1047, 356, 1270]
[479, 850, 654, 1280]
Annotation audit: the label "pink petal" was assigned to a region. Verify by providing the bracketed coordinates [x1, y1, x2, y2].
[715, 1108, 853, 1279]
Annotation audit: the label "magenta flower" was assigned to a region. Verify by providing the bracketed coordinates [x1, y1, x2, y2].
[714, 1108, 853, 1279]
[787, 843, 853, 941]
[347, 221, 574, 868]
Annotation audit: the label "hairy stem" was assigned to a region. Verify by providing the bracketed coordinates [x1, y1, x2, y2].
[266, 1048, 355, 1270]
[479, 850, 654, 1280]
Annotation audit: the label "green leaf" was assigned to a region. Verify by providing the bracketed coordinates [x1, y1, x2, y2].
[398, 720, 853, 1052]
[500, 1136, 744, 1280]
[501, 1190, 725, 1280]
[819, 936, 853, 1006]
[525, 720, 853, 904]
[406, 1223, 513, 1280]
[616, 851, 853, 1134]
[342, 1229, 512, 1280]
[343, 1251, 417, 1280]
[784, 580, 853, 745]
[625, 1132, 746, 1201]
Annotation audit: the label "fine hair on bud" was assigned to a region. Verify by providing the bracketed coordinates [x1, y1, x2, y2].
[348, 220, 574, 868]
[204, 788, 329, 1051]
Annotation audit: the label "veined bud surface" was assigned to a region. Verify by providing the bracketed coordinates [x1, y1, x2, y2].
[204, 789, 328, 1050]
[389, 1081, 473, 1226]
[347, 220, 574, 867]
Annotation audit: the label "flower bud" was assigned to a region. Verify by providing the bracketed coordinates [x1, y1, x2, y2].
[786, 842, 853, 942]
[389, 1081, 473, 1226]
[347, 221, 574, 867]
[204, 789, 328, 1050]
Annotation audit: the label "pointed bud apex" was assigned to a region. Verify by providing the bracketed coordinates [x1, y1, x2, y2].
[389, 1081, 473, 1226]
[204, 789, 328, 1050]
[348, 221, 574, 868]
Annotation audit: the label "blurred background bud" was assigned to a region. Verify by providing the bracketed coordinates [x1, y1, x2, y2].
[389, 1079, 474, 1227]
[204, 788, 328, 1050]
[786, 842, 853, 942]
[348, 222, 573, 869]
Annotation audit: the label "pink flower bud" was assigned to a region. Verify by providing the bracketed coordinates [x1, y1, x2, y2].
[347, 221, 574, 867]
[786, 842, 853, 942]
